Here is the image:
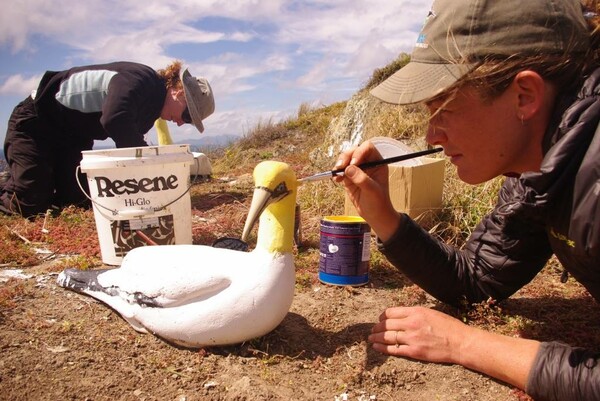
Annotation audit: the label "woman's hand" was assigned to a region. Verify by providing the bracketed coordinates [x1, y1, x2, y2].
[368, 306, 541, 391]
[368, 306, 466, 364]
[333, 140, 400, 241]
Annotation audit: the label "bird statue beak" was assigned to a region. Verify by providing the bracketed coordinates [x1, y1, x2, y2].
[241, 187, 273, 242]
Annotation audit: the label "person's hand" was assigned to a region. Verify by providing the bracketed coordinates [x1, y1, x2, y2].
[333, 140, 399, 241]
[368, 306, 541, 391]
[368, 306, 468, 364]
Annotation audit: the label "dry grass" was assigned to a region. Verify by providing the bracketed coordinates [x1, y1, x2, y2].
[213, 102, 346, 178]
[434, 167, 505, 247]
[362, 53, 411, 91]
[366, 103, 429, 147]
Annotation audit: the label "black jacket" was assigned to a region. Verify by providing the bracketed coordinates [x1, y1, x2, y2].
[379, 68, 600, 401]
[32, 61, 166, 148]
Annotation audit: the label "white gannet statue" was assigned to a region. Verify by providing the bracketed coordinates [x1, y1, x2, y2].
[155, 118, 212, 177]
[57, 161, 297, 348]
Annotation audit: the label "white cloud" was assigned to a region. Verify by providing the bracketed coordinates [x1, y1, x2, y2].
[0, 74, 42, 97]
[297, 57, 334, 88]
[192, 52, 292, 100]
[0, 1, 116, 52]
[0, 0, 431, 143]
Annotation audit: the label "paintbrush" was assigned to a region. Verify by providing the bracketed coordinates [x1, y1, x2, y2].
[298, 147, 443, 183]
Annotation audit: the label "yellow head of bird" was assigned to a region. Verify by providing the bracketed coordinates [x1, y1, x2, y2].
[242, 161, 298, 253]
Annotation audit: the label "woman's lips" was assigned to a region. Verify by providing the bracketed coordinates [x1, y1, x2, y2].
[447, 153, 462, 164]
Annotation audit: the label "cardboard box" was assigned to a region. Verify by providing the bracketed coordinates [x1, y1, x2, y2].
[344, 157, 445, 223]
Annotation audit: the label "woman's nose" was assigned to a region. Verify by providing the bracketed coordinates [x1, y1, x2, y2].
[425, 125, 445, 145]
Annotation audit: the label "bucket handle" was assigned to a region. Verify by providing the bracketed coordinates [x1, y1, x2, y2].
[75, 157, 199, 218]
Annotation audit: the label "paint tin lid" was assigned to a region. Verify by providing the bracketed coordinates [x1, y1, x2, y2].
[370, 137, 423, 167]
[322, 215, 367, 224]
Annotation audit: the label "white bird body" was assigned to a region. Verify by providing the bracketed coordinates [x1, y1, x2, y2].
[58, 160, 298, 348]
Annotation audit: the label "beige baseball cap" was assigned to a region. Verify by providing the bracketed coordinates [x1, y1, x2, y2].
[181, 68, 215, 133]
[371, 0, 590, 105]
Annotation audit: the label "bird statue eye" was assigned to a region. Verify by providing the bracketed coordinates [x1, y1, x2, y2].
[272, 182, 290, 200]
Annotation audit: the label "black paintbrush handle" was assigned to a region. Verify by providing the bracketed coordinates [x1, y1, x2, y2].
[330, 147, 443, 176]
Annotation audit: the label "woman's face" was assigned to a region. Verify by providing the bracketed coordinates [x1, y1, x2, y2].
[160, 88, 188, 126]
[424, 84, 541, 184]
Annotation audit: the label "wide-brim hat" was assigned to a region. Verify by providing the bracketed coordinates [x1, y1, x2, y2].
[371, 0, 590, 105]
[181, 68, 215, 133]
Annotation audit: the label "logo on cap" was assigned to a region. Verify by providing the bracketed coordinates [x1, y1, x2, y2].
[415, 9, 436, 49]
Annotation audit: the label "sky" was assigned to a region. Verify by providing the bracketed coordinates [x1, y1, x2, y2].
[0, 0, 431, 148]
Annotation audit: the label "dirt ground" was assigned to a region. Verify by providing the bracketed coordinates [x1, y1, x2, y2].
[5, 264, 599, 401]
[2, 178, 599, 401]
[0, 267, 512, 401]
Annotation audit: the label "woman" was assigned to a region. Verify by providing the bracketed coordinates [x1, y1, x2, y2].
[0, 60, 214, 217]
[335, 0, 600, 399]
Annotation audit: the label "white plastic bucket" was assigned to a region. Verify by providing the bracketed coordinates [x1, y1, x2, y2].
[78, 144, 194, 265]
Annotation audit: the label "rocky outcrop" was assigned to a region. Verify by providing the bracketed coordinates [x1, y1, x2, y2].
[309, 90, 428, 170]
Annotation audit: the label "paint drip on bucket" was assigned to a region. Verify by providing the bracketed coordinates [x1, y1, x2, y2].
[319, 216, 371, 286]
[78, 144, 194, 265]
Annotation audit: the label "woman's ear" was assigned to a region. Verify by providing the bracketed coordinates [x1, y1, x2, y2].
[167, 88, 184, 100]
[513, 70, 547, 121]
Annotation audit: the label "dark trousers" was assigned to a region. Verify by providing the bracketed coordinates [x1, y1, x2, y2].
[0, 97, 92, 217]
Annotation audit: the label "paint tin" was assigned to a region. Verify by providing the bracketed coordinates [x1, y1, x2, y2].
[319, 216, 371, 286]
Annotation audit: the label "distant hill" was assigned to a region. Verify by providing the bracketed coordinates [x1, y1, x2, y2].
[0, 134, 240, 164]
[171, 134, 241, 151]
[143, 133, 242, 150]
[92, 133, 241, 151]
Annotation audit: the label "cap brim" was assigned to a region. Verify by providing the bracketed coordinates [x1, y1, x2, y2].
[370, 62, 472, 105]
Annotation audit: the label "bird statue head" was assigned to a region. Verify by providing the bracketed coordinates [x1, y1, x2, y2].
[242, 161, 298, 254]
